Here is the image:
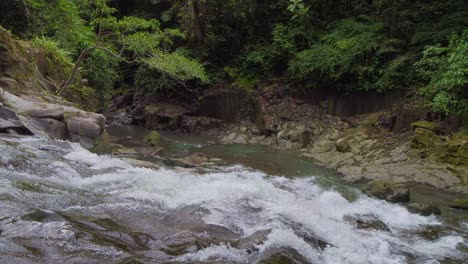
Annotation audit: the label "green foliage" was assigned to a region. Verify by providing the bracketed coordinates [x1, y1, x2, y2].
[135, 49, 209, 94]
[415, 30, 468, 115]
[2, 0, 466, 116]
[289, 18, 383, 90]
[287, 0, 310, 20]
[32, 37, 74, 78]
[224, 66, 258, 93]
[81, 49, 119, 100]
[24, 0, 94, 53]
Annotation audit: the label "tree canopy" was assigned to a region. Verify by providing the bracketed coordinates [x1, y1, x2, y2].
[0, 0, 466, 115]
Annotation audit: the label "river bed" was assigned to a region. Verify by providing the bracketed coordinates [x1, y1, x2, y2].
[0, 127, 466, 263]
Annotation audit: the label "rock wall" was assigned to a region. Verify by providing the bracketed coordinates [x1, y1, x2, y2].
[304, 86, 406, 117]
[209, 84, 467, 194]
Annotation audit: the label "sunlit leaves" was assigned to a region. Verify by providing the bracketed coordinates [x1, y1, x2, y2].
[416, 30, 468, 115]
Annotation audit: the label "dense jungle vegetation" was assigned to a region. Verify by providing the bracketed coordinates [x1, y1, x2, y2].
[0, 0, 466, 116]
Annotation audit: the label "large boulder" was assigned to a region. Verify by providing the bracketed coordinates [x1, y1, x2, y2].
[26, 117, 66, 139]
[140, 103, 188, 130]
[0, 105, 32, 134]
[364, 180, 410, 203]
[67, 117, 102, 139]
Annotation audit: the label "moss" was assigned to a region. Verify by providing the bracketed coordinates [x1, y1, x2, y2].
[412, 128, 437, 147]
[92, 132, 116, 155]
[450, 198, 468, 210]
[144, 131, 161, 146]
[411, 121, 442, 133]
[13, 181, 46, 193]
[364, 180, 410, 203]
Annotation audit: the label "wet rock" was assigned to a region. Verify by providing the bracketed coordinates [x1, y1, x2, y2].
[237, 230, 270, 253]
[0, 106, 32, 135]
[177, 152, 208, 167]
[259, 247, 310, 264]
[407, 203, 441, 216]
[415, 225, 450, 240]
[69, 134, 97, 149]
[21, 209, 65, 223]
[190, 224, 240, 247]
[133, 146, 164, 157]
[364, 180, 410, 203]
[113, 148, 140, 158]
[449, 198, 468, 210]
[93, 132, 119, 154]
[144, 131, 161, 146]
[159, 224, 240, 257]
[124, 158, 161, 169]
[343, 214, 391, 232]
[336, 138, 351, 153]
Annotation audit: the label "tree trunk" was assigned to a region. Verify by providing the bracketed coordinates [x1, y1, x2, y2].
[59, 46, 96, 93]
[191, 0, 204, 46]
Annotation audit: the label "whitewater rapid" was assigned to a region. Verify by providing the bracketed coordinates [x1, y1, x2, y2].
[0, 136, 466, 263]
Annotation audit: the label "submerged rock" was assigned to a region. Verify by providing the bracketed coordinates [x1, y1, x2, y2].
[93, 132, 119, 154]
[449, 198, 468, 210]
[407, 203, 441, 216]
[144, 131, 161, 146]
[364, 180, 410, 203]
[259, 247, 311, 264]
[343, 214, 391, 232]
[176, 152, 208, 167]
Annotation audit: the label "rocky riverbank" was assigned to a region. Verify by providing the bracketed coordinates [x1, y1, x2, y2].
[110, 82, 468, 195]
[0, 26, 105, 147]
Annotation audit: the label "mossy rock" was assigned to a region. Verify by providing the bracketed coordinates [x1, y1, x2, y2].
[411, 121, 442, 133]
[93, 132, 116, 155]
[259, 247, 309, 264]
[412, 128, 446, 149]
[364, 180, 410, 203]
[407, 203, 441, 216]
[144, 131, 161, 146]
[449, 198, 468, 210]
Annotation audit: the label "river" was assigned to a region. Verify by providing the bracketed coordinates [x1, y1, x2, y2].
[0, 127, 466, 263]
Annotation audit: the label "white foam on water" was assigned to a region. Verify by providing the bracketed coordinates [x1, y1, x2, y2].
[5, 139, 467, 263]
[64, 143, 130, 170]
[176, 244, 251, 263]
